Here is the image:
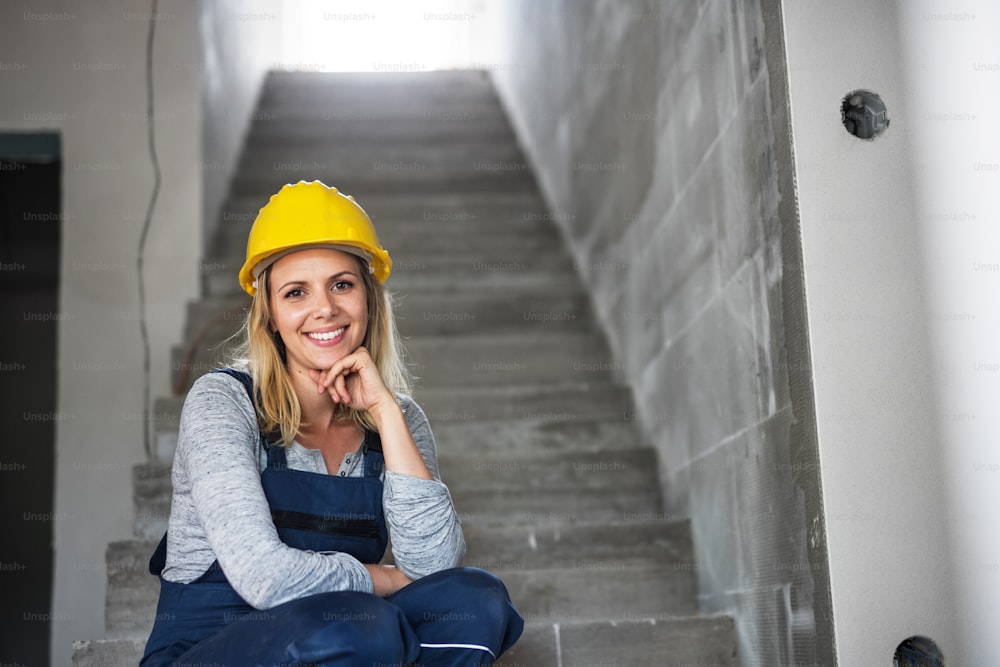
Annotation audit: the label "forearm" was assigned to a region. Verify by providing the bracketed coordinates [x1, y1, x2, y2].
[370, 401, 433, 480]
[364, 563, 412, 597]
[383, 473, 466, 578]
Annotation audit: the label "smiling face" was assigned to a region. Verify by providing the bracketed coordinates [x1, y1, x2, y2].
[267, 247, 368, 376]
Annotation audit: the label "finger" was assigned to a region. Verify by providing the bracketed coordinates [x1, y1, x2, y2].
[309, 369, 330, 394]
[309, 368, 326, 393]
[334, 372, 351, 405]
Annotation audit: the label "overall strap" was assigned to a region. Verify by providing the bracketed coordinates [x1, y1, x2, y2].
[266, 443, 289, 469]
[363, 429, 385, 478]
[211, 367, 254, 396]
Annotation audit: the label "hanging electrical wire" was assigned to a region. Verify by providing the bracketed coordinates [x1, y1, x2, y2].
[137, 0, 160, 460]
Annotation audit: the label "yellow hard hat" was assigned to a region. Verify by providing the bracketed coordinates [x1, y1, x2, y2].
[239, 180, 391, 295]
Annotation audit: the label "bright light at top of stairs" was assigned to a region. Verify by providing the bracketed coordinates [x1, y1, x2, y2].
[284, 0, 484, 72]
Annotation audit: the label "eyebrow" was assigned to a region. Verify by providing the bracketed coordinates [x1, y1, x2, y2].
[276, 270, 357, 293]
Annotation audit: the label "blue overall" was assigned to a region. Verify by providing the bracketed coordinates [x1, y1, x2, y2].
[141, 369, 523, 666]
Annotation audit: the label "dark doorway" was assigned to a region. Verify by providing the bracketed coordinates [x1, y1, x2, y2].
[0, 131, 61, 666]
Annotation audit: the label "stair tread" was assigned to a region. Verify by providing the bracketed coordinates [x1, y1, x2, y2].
[499, 615, 737, 666]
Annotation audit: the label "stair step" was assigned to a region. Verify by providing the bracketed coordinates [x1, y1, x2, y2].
[212, 190, 550, 227]
[400, 289, 593, 335]
[455, 486, 662, 524]
[238, 139, 526, 165]
[443, 445, 664, 523]
[498, 616, 738, 667]
[179, 296, 249, 347]
[258, 70, 496, 98]
[405, 333, 616, 386]
[245, 117, 516, 144]
[231, 170, 537, 199]
[256, 88, 502, 110]
[414, 382, 633, 423]
[432, 416, 644, 453]
[132, 463, 171, 541]
[505, 563, 697, 623]
[362, 191, 550, 218]
[462, 519, 693, 572]
[442, 447, 658, 493]
[105, 540, 158, 639]
[72, 638, 145, 667]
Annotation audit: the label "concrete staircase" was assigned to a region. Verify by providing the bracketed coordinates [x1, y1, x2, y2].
[73, 71, 737, 666]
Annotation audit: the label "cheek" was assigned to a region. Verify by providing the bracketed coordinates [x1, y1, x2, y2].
[355, 296, 370, 325]
[269, 302, 295, 333]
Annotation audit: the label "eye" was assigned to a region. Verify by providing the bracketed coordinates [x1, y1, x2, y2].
[283, 288, 304, 299]
[332, 280, 353, 291]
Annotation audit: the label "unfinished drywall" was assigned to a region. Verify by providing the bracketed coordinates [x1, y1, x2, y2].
[487, 0, 833, 663]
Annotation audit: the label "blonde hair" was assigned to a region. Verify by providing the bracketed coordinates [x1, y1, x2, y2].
[229, 255, 411, 446]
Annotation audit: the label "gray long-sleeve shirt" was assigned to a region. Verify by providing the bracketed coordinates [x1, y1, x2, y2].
[161, 370, 465, 609]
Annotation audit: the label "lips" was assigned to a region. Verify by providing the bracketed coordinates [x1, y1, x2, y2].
[305, 326, 346, 344]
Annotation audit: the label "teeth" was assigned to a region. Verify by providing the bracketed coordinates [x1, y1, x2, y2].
[307, 327, 344, 341]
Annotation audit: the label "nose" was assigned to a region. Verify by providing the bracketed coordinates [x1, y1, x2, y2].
[313, 291, 339, 319]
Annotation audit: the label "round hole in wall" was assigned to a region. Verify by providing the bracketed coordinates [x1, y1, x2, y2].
[841, 89, 889, 140]
[893, 635, 944, 667]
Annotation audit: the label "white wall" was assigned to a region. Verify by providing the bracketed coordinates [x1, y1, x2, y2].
[278, 0, 484, 73]
[781, 0, 959, 661]
[898, 2, 1000, 664]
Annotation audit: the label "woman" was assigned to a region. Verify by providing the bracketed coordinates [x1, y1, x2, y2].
[141, 180, 524, 666]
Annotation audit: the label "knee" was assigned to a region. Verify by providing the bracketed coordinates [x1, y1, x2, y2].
[421, 568, 525, 654]
[276, 591, 418, 663]
[431, 567, 521, 626]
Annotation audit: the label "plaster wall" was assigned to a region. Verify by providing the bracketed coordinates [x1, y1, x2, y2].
[488, 0, 832, 663]
[0, 3, 200, 663]
[0, 1, 282, 662]
[898, 1, 1000, 664]
[781, 0, 959, 661]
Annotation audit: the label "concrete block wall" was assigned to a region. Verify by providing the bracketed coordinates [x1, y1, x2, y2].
[488, 0, 832, 663]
